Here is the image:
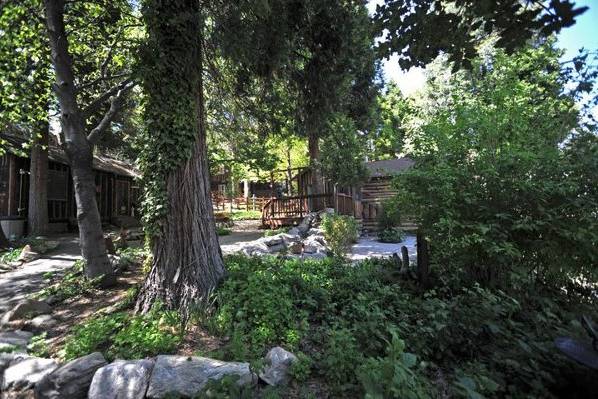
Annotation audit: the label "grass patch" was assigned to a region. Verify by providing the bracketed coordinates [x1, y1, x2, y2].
[230, 210, 261, 220]
[217, 226, 232, 236]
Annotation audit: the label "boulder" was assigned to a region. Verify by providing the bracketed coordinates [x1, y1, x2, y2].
[302, 237, 327, 254]
[303, 252, 327, 260]
[259, 235, 284, 247]
[296, 213, 318, 237]
[146, 355, 256, 398]
[259, 347, 298, 386]
[0, 353, 31, 387]
[28, 314, 58, 331]
[88, 359, 154, 399]
[0, 330, 33, 351]
[279, 233, 300, 245]
[286, 227, 300, 236]
[1, 300, 52, 324]
[240, 242, 270, 257]
[266, 243, 286, 253]
[2, 357, 58, 390]
[35, 352, 107, 399]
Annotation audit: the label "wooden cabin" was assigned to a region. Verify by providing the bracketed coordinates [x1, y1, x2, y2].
[261, 157, 415, 232]
[360, 158, 415, 232]
[0, 132, 140, 236]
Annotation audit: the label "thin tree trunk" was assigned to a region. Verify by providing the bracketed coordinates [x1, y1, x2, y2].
[0, 225, 9, 249]
[308, 133, 324, 210]
[136, 0, 225, 319]
[44, 0, 115, 286]
[286, 143, 293, 196]
[27, 121, 49, 236]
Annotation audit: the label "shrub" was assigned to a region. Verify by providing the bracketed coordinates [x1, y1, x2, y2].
[230, 210, 262, 221]
[28, 333, 50, 358]
[357, 330, 433, 399]
[216, 226, 231, 236]
[378, 227, 405, 243]
[321, 213, 359, 258]
[378, 197, 402, 231]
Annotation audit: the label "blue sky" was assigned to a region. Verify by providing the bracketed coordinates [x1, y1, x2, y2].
[367, 0, 598, 95]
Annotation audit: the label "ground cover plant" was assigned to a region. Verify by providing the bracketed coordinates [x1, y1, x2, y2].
[198, 255, 598, 398]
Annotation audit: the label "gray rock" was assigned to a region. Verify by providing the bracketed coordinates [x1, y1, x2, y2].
[0, 330, 33, 350]
[266, 243, 286, 253]
[259, 347, 298, 386]
[279, 233, 300, 244]
[2, 357, 58, 390]
[302, 237, 327, 254]
[146, 355, 256, 398]
[28, 314, 58, 331]
[0, 353, 31, 387]
[286, 227, 300, 236]
[240, 242, 270, 257]
[259, 236, 284, 247]
[16, 244, 41, 263]
[88, 359, 154, 399]
[1, 300, 52, 324]
[34, 352, 106, 399]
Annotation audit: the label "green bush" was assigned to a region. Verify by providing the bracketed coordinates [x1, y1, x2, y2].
[378, 197, 402, 231]
[61, 304, 181, 361]
[230, 210, 262, 220]
[209, 255, 597, 397]
[28, 333, 50, 358]
[357, 330, 433, 399]
[377, 227, 405, 243]
[321, 213, 359, 258]
[216, 226, 232, 236]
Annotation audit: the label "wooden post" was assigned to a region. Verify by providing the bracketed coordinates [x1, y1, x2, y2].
[7, 155, 17, 216]
[401, 245, 409, 270]
[417, 232, 430, 287]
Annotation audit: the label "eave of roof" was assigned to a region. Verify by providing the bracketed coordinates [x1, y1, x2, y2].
[1, 132, 139, 178]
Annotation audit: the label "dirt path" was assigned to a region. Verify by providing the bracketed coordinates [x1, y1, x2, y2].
[0, 235, 81, 314]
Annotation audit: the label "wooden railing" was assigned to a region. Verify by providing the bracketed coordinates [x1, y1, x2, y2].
[261, 193, 331, 228]
[212, 194, 270, 212]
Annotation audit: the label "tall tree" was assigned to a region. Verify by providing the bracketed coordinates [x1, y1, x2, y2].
[374, 0, 588, 70]
[44, 0, 134, 285]
[0, 0, 52, 235]
[135, 0, 224, 318]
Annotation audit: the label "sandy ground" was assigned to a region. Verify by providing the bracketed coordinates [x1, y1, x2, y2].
[350, 234, 417, 263]
[218, 219, 265, 254]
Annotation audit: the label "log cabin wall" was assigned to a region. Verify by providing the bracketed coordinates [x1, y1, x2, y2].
[0, 153, 137, 229]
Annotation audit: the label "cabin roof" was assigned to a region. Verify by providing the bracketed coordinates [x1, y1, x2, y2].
[1, 132, 139, 178]
[365, 157, 414, 178]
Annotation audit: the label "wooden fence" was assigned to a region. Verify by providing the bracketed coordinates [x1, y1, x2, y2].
[212, 194, 270, 212]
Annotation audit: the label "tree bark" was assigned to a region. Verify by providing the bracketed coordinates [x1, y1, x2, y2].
[44, 0, 115, 286]
[0, 225, 9, 250]
[308, 133, 324, 210]
[135, 0, 225, 319]
[27, 121, 49, 236]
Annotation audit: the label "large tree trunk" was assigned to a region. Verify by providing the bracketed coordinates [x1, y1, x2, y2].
[44, 0, 115, 286]
[135, 0, 225, 319]
[27, 121, 49, 236]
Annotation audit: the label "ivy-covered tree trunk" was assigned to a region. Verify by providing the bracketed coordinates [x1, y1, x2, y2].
[135, 0, 225, 319]
[27, 121, 49, 236]
[44, 0, 115, 286]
